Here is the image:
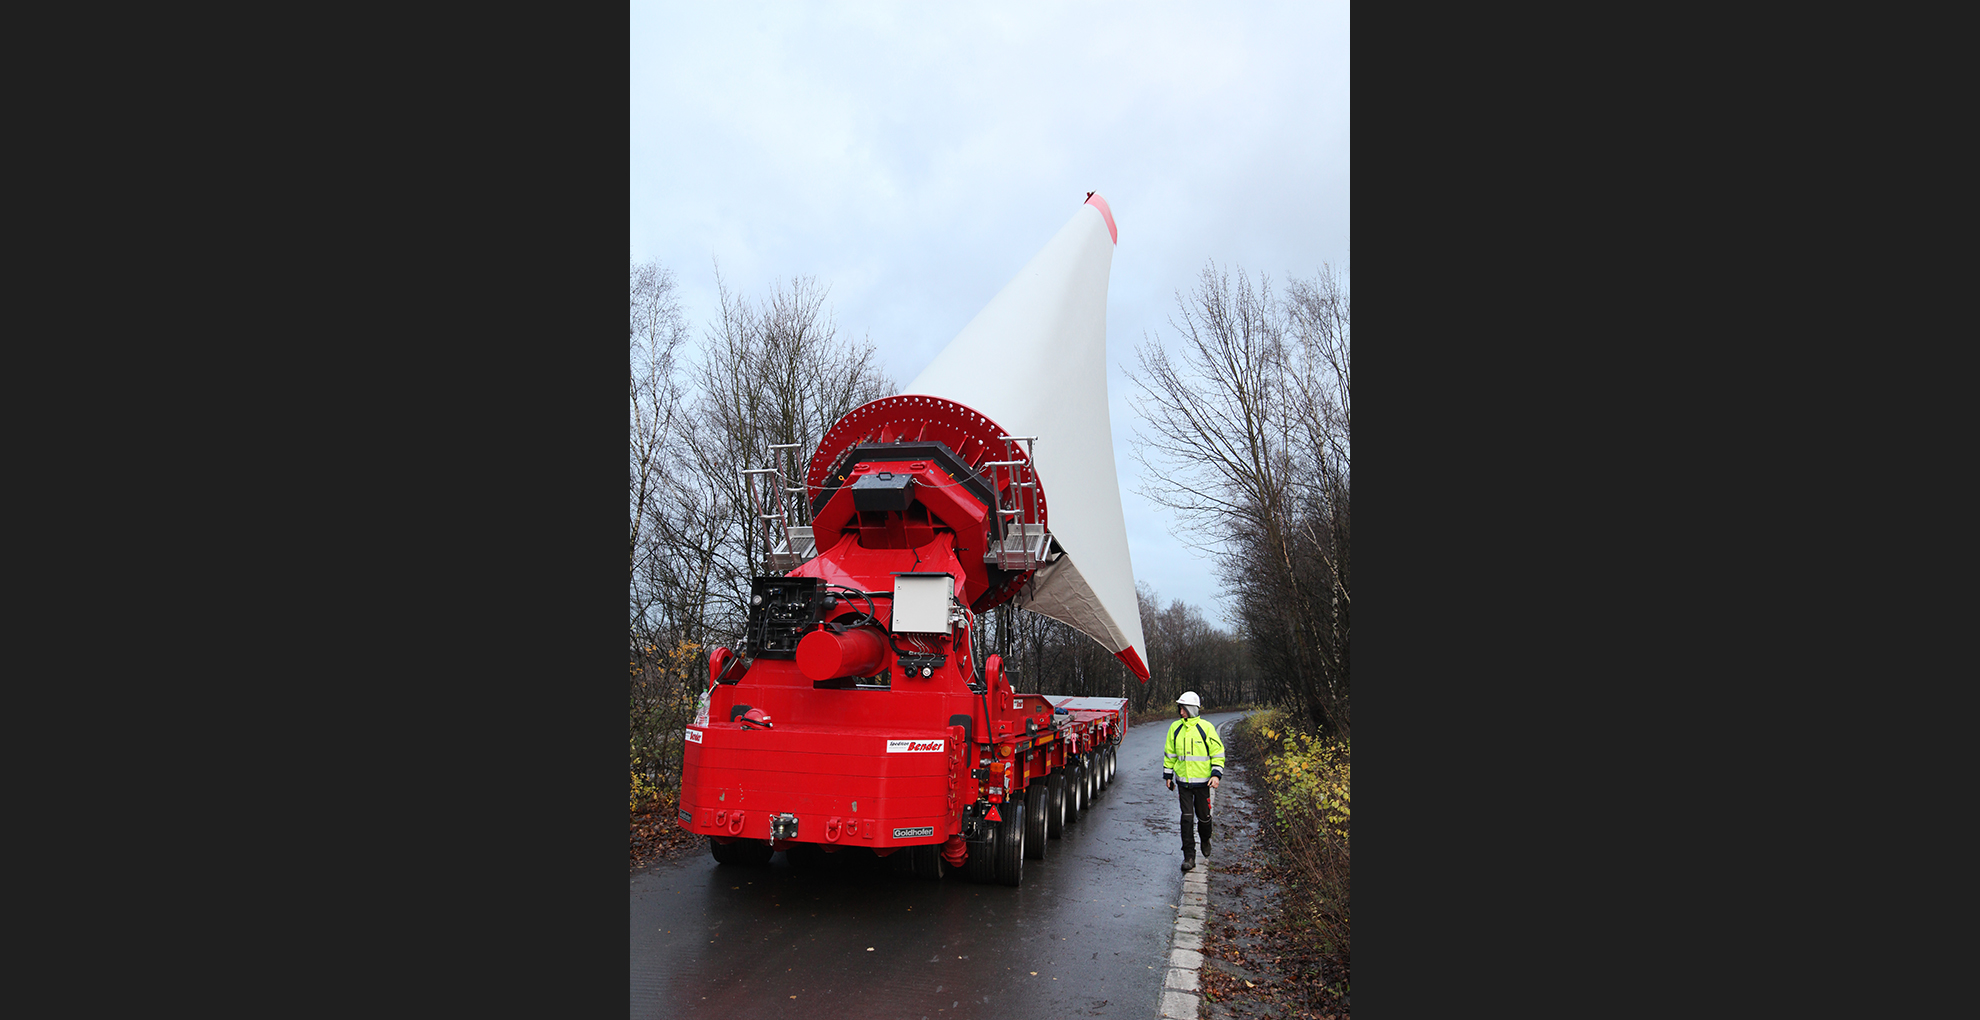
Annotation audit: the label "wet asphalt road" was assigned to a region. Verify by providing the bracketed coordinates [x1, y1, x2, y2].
[630, 710, 1249, 1020]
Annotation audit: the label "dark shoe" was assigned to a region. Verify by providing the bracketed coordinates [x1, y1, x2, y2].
[1180, 856, 1195, 873]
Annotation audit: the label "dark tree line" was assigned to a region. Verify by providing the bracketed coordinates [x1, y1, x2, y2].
[962, 582, 1253, 713]
[1128, 261, 1350, 739]
[1135, 583, 1255, 712]
[631, 261, 895, 795]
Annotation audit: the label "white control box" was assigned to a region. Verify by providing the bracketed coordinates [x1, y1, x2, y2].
[891, 573, 955, 633]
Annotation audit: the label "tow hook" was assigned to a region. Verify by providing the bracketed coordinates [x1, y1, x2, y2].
[962, 802, 989, 839]
[771, 813, 799, 840]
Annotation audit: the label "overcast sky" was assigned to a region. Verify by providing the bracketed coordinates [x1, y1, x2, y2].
[631, 1, 1349, 626]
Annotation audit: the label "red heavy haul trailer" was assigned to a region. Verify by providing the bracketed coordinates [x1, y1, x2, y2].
[678, 396, 1128, 886]
[676, 193, 1149, 887]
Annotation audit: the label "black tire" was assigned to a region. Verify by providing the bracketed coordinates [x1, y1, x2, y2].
[964, 831, 997, 882]
[710, 838, 773, 866]
[1046, 771, 1067, 838]
[1105, 746, 1116, 785]
[1088, 756, 1100, 802]
[910, 842, 948, 879]
[1023, 790, 1048, 859]
[1068, 762, 1085, 818]
[994, 801, 1025, 886]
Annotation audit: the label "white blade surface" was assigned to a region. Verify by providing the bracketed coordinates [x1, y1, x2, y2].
[904, 197, 1148, 678]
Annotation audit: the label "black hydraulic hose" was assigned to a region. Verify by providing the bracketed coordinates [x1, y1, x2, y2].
[826, 583, 920, 678]
[823, 584, 883, 628]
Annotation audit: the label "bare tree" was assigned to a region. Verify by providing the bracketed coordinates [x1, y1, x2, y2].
[1282, 264, 1350, 734]
[631, 261, 687, 590]
[629, 263, 908, 799]
[1127, 260, 1350, 738]
[630, 260, 702, 796]
[686, 268, 897, 626]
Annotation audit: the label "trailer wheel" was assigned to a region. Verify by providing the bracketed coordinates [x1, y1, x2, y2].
[710, 837, 773, 867]
[964, 831, 997, 883]
[1046, 771, 1067, 838]
[1022, 790, 1048, 859]
[1067, 762, 1085, 819]
[910, 843, 948, 879]
[1108, 745, 1117, 783]
[1088, 756, 1101, 802]
[994, 801, 1025, 886]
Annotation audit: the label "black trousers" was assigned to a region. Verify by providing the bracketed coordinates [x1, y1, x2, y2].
[1176, 782, 1212, 855]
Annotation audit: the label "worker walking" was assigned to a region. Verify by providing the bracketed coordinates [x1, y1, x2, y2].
[1163, 692, 1225, 873]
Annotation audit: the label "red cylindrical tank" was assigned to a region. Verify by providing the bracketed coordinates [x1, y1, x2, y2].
[795, 626, 889, 681]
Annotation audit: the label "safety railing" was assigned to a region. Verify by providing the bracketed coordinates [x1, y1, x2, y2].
[981, 435, 1052, 571]
[742, 442, 816, 572]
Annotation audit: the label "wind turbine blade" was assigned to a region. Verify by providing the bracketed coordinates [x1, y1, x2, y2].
[904, 195, 1148, 680]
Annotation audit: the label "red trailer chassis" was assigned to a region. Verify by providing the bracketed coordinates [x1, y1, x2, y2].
[676, 395, 1138, 885]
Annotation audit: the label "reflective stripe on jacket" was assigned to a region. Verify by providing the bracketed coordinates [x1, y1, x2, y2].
[1163, 717, 1225, 785]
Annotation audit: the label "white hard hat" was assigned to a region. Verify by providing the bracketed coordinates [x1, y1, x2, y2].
[1176, 692, 1201, 708]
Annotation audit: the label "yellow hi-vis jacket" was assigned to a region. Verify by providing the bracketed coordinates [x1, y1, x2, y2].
[1163, 716, 1226, 785]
